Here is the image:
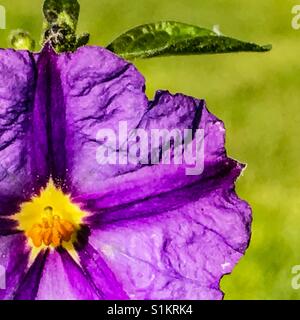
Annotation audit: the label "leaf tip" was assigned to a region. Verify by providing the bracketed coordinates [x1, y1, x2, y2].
[261, 44, 272, 52]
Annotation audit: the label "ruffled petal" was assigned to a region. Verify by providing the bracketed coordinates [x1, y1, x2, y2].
[76, 97, 228, 220]
[87, 177, 251, 300]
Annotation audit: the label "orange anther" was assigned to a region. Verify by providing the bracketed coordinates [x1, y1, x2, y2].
[27, 207, 76, 248]
[43, 228, 53, 246]
[28, 225, 43, 247]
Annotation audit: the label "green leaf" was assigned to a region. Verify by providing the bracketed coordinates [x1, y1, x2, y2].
[107, 21, 272, 60]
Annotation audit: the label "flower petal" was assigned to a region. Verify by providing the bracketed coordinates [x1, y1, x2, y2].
[35, 46, 229, 203]
[0, 49, 50, 216]
[75, 97, 227, 216]
[53, 46, 148, 193]
[75, 242, 129, 300]
[34, 249, 100, 300]
[87, 177, 251, 300]
[13, 249, 48, 300]
[69, 90, 251, 300]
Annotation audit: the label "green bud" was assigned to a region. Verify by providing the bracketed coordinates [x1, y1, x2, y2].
[9, 30, 36, 51]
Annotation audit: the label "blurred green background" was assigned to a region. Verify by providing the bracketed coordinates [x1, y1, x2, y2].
[0, 0, 299, 300]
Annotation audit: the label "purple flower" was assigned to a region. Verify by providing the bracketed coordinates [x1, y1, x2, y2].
[0, 44, 251, 300]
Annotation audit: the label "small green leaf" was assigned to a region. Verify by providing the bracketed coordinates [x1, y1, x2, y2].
[42, 0, 90, 52]
[9, 30, 36, 51]
[107, 21, 272, 60]
[43, 0, 80, 31]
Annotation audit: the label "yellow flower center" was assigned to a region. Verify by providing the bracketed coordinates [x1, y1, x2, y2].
[14, 179, 88, 261]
